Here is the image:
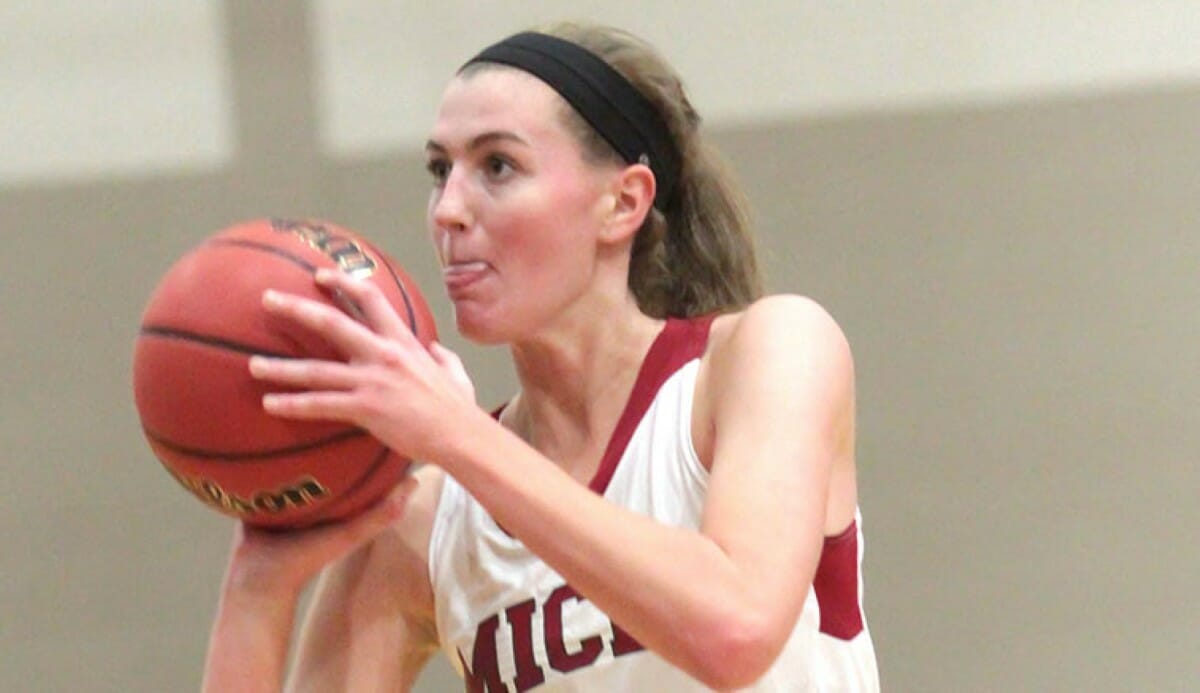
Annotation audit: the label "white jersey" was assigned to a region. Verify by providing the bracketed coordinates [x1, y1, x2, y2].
[428, 316, 879, 691]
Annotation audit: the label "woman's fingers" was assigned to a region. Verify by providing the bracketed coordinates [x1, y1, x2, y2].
[256, 276, 459, 454]
[249, 355, 357, 390]
[429, 341, 476, 401]
[261, 390, 360, 421]
[263, 289, 381, 359]
[305, 475, 417, 547]
[314, 269, 420, 347]
[234, 475, 418, 590]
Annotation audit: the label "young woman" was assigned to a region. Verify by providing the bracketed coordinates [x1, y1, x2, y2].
[202, 23, 879, 692]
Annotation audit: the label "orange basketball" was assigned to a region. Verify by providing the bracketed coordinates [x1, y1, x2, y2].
[132, 218, 436, 529]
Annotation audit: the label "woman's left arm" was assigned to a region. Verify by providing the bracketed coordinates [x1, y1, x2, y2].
[257, 277, 853, 690]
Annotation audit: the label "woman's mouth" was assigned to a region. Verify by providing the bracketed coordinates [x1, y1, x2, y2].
[442, 261, 491, 294]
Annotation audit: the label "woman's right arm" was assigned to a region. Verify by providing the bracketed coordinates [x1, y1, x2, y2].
[287, 469, 444, 692]
[200, 472, 434, 692]
[202, 553, 301, 691]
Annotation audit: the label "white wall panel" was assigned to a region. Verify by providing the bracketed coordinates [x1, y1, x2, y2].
[0, 2, 233, 186]
[313, 0, 1200, 155]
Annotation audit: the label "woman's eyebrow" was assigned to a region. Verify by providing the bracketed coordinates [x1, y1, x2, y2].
[425, 130, 530, 155]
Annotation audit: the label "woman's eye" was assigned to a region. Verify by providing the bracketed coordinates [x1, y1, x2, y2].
[485, 155, 514, 178]
[426, 159, 450, 184]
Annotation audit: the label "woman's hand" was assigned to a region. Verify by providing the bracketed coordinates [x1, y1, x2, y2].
[202, 480, 419, 693]
[247, 268, 476, 462]
[223, 478, 417, 600]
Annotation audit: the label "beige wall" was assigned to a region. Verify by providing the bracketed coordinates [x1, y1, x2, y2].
[2, 3, 1197, 691]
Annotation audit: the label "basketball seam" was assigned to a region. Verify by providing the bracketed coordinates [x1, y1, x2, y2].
[347, 445, 393, 498]
[144, 426, 368, 460]
[211, 235, 421, 339]
[207, 238, 318, 272]
[361, 238, 419, 337]
[296, 444, 394, 525]
[138, 325, 297, 359]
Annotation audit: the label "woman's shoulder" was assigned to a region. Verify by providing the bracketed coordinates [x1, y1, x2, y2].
[691, 294, 852, 453]
[705, 294, 852, 370]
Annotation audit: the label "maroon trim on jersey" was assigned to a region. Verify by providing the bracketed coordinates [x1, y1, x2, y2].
[812, 520, 865, 640]
[588, 315, 716, 495]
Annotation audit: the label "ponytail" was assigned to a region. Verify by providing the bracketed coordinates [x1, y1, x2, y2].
[542, 22, 764, 318]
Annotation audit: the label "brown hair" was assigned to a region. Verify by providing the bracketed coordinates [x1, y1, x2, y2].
[502, 22, 764, 318]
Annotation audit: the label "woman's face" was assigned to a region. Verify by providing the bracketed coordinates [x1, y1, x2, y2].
[424, 66, 617, 344]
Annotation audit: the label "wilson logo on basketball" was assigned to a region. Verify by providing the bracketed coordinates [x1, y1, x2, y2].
[167, 469, 331, 517]
[271, 217, 378, 278]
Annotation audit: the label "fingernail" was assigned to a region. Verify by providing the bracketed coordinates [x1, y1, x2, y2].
[248, 356, 264, 375]
[263, 289, 280, 305]
[314, 268, 334, 282]
[262, 393, 278, 410]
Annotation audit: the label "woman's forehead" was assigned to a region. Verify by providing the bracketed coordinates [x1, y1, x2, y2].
[429, 67, 568, 146]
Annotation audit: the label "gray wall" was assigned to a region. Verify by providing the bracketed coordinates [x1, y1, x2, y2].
[2, 4, 1197, 692]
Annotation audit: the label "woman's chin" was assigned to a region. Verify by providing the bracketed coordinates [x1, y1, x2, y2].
[453, 308, 508, 345]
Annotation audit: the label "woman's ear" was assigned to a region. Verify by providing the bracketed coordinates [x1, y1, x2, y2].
[601, 162, 656, 244]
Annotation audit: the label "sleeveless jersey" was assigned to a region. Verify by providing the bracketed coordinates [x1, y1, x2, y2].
[428, 316, 880, 691]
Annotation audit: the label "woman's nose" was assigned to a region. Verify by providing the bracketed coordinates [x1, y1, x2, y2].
[431, 167, 472, 233]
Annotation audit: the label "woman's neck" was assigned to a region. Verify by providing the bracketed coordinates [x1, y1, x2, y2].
[506, 301, 663, 475]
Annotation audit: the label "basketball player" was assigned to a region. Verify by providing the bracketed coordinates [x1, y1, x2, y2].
[202, 24, 879, 691]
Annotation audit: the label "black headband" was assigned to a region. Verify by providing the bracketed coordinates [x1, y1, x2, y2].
[463, 31, 680, 211]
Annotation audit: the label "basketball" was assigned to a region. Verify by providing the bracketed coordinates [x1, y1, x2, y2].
[132, 218, 437, 529]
